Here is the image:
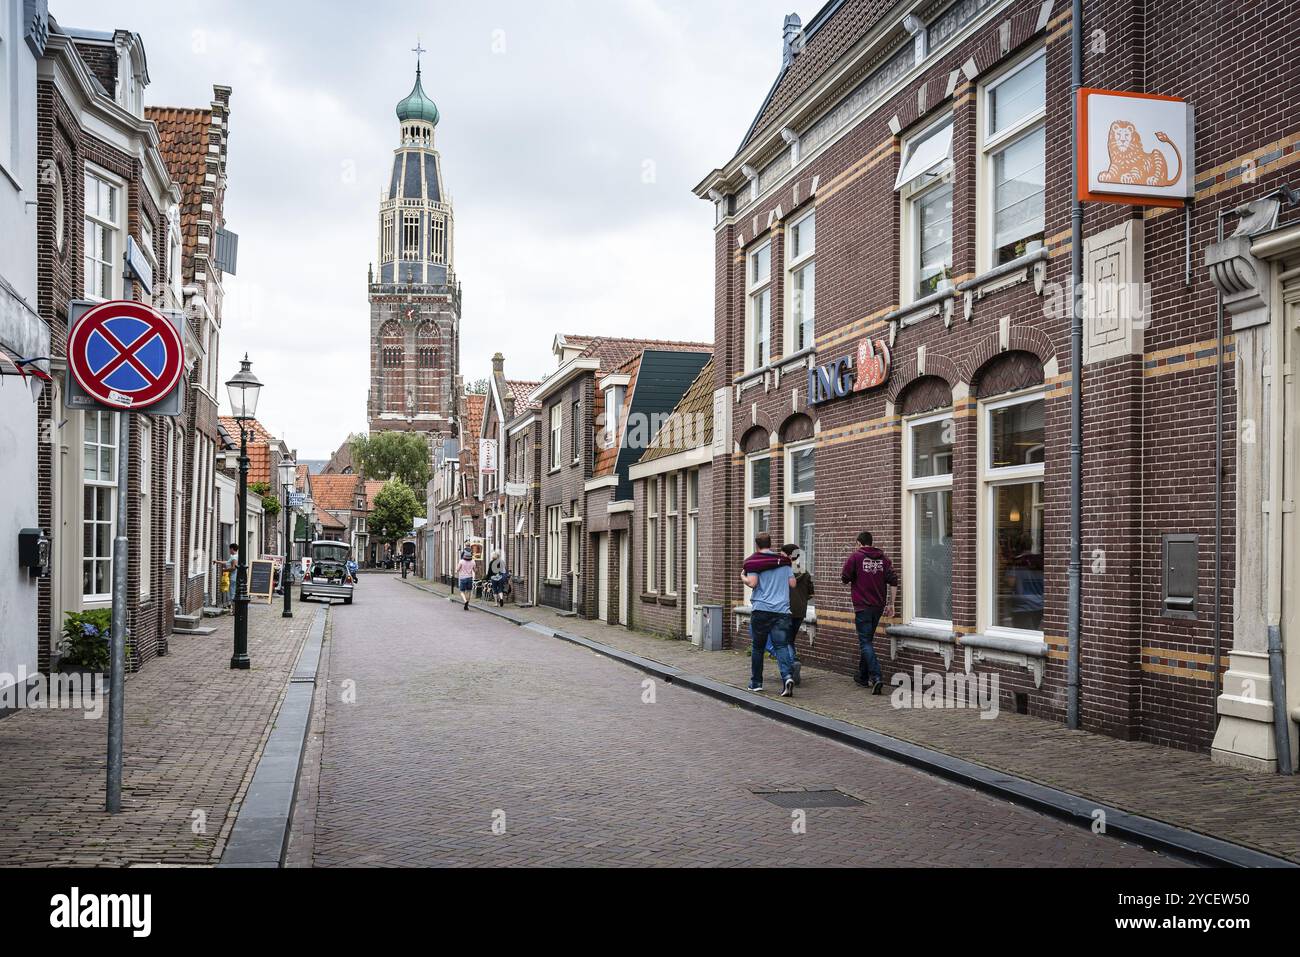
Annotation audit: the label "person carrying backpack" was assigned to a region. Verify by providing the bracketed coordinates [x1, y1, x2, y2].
[840, 531, 898, 695]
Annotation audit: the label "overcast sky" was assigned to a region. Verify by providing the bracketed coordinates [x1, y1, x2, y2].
[52, 0, 822, 459]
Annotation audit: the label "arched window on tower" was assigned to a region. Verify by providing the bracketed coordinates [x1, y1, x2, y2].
[416, 322, 438, 371]
[381, 212, 395, 263]
[402, 212, 420, 260]
[430, 215, 445, 264]
[380, 321, 405, 413]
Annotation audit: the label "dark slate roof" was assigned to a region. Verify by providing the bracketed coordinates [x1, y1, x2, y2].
[639, 359, 715, 463]
[611, 350, 712, 500]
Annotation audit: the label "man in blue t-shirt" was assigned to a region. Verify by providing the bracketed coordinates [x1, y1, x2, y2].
[741, 533, 798, 697]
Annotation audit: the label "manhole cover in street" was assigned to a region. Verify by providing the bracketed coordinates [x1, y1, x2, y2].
[756, 790, 864, 809]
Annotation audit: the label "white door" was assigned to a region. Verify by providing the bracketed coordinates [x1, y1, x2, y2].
[618, 531, 629, 626]
[686, 513, 698, 638]
[596, 533, 609, 622]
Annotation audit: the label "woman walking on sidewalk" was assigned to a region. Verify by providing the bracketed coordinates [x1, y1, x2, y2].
[456, 549, 476, 610]
[488, 550, 509, 607]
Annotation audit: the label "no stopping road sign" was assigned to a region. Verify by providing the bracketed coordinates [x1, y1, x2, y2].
[67, 300, 185, 411]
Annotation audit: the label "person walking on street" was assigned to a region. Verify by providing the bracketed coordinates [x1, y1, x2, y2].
[742, 532, 798, 697]
[456, 549, 476, 610]
[488, 550, 509, 607]
[781, 543, 814, 686]
[840, 531, 898, 695]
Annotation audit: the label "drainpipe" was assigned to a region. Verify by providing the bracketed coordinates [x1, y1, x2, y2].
[1066, 0, 1084, 729]
[1212, 209, 1228, 737]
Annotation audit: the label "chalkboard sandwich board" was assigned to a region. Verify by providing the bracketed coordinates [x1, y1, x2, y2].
[247, 559, 275, 605]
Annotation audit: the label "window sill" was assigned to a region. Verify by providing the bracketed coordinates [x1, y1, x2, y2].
[775, 346, 816, 371]
[956, 248, 1049, 306]
[886, 287, 956, 328]
[734, 364, 769, 382]
[543, 578, 562, 587]
[960, 631, 1048, 687]
[658, 594, 678, 607]
[886, 624, 958, 669]
[641, 592, 659, 603]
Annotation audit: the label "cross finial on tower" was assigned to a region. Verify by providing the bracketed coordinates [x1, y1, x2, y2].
[412, 38, 426, 74]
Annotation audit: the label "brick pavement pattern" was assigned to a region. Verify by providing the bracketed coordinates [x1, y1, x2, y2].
[307, 576, 1179, 867]
[0, 605, 314, 867]
[462, 591, 1300, 864]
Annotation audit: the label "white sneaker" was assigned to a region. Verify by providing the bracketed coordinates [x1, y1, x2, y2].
[781, 678, 794, 697]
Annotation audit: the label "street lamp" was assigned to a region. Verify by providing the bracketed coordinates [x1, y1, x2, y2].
[278, 458, 298, 619]
[225, 354, 262, 670]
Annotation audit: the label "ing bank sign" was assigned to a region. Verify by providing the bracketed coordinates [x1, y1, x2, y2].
[806, 337, 891, 407]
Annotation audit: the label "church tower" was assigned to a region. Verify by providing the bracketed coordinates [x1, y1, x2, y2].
[367, 57, 461, 438]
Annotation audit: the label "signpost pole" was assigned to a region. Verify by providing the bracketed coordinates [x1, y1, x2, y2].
[106, 409, 132, 813]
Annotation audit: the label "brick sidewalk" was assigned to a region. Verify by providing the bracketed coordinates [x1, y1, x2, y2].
[0, 603, 316, 867]
[434, 583, 1300, 864]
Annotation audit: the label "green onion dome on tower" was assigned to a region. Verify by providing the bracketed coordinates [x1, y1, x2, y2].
[396, 67, 440, 126]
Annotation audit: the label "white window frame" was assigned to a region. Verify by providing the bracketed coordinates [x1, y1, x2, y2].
[382, 211, 395, 263]
[784, 440, 815, 587]
[82, 411, 117, 601]
[549, 403, 562, 472]
[898, 115, 955, 305]
[664, 473, 678, 595]
[744, 451, 771, 548]
[167, 205, 183, 302]
[83, 167, 124, 301]
[603, 384, 625, 449]
[785, 210, 816, 354]
[571, 399, 581, 465]
[645, 477, 659, 593]
[977, 389, 1046, 639]
[402, 211, 419, 259]
[139, 417, 152, 599]
[977, 48, 1047, 272]
[546, 505, 562, 581]
[902, 410, 954, 629]
[745, 240, 772, 372]
[0, 0, 17, 183]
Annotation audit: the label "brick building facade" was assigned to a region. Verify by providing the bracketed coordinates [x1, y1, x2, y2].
[36, 23, 185, 671]
[529, 335, 711, 617]
[693, 0, 1300, 761]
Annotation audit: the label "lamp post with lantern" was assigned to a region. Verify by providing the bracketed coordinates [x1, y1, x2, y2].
[225, 354, 262, 670]
[279, 457, 298, 619]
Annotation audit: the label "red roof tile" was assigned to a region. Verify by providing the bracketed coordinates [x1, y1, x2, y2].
[464, 393, 486, 439]
[311, 474, 361, 512]
[146, 106, 213, 280]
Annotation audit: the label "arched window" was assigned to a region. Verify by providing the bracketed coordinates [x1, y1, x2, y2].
[380, 321, 405, 413]
[416, 322, 438, 371]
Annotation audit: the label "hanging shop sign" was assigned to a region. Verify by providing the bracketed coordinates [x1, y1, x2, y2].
[479, 437, 498, 475]
[1077, 89, 1195, 207]
[807, 337, 892, 407]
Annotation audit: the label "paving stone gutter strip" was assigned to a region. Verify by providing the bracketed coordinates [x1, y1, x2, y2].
[218, 606, 328, 868]
[426, 582, 1295, 870]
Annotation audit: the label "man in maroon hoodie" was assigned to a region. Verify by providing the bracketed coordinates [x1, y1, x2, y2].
[840, 531, 898, 694]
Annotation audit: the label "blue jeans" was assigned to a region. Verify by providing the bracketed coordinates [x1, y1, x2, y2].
[854, 607, 884, 684]
[750, 610, 795, 688]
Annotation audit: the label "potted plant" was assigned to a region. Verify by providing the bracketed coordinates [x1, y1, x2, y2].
[58, 610, 130, 675]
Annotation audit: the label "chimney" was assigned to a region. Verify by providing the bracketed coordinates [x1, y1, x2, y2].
[492, 352, 505, 376]
[782, 14, 803, 66]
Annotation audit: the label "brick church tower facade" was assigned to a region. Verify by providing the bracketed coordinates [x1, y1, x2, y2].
[366, 63, 461, 439]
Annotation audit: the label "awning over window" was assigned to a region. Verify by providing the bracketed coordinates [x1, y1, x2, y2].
[895, 119, 953, 191]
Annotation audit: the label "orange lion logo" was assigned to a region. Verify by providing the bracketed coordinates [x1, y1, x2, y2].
[1097, 120, 1182, 188]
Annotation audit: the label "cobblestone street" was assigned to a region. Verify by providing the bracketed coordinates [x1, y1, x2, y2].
[303, 575, 1183, 867]
[0, 605, 315, 867]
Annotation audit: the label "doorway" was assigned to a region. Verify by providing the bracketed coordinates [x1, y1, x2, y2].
[596, 532, 609, 622]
